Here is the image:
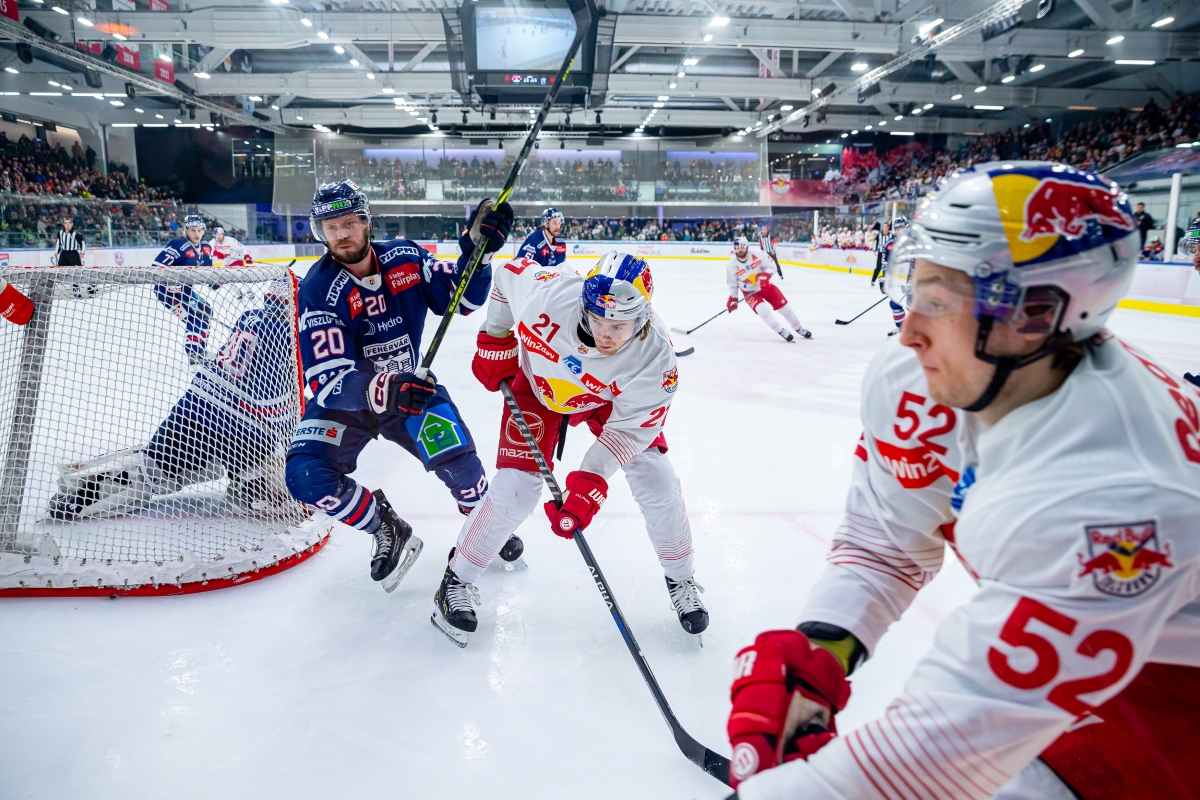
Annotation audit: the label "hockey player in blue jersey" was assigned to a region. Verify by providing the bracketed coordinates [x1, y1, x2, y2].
[152, 214, 216, 364]
[284, 180, 521, 591]
[49, 279, 303, 521]
[516, 207, 566, 267]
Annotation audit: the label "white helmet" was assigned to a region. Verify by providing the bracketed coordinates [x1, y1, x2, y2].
[213, 226, 225, 237]
[734, 236, 749, 249]
[885, 160, 1139, 410]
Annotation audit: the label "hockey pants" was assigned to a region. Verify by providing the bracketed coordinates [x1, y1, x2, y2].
[154, 284, 213, 356]
[283, 385, 487, 533]
[450, 450, 694, 585]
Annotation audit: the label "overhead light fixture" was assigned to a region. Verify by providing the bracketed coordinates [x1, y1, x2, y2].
[653, 102, 664, 108]
[271, 104, 280, 110]
[1115, 59, 1155, 65]
[157, 53, 172, 63]
[300, 17, 313, 26]
[76, 15, 94, 27]
[780, 104, 793, 111]
[1068, 49, 1084, 57]
[48, 80, 59, 87]
[878, 119, 887, 126]
[703, 34, 713, 41]
[4, 67, 17, 74]
[62, 85, 72, 91]
[865, 124, 873, 129]
[851, 129, 859, 135]
[923, 103, 933, 110]
[682, 58, 698, 66]
[912, 108, 921, 114]
[155, 113, 164, 118]
[109, 99, 124, 106]
[710, 16, 729, 26]
[894, 114, 903, 120]
[658, 95, 669, 101]
[1029, 64, 1045, 72]
[974, 104, 1005, 110]
[951, 93, 963, 100]
[349, 59, 359, 67]
[317, 30, 329, 40]
[194, 72, 210, 79]
[334, 45, 345, 54]
[249, 95, 263, 102]
[111, 33, 127, 40]
[975, 86, 987, 93]
[1151, 16, 1174, 28]
[918, 18, 943, 35]
[1106, 35, 1124, 45]
[841, 132, 848, 138]
[1001, 75, 1015, 83]
[366, 72, 375, 79]
[890, 131, 915, 136]
[295, 115, 304, 121]
[851, 62, 868, 71]
[383, 86, 395, 94]
[134, 107, 143, 113]
[669, 82, 677, 89]
[677, 71, 685, 77]
[51, 5, 68, 13]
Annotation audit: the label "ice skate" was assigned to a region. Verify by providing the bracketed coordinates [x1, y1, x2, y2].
[369, 490, 423, 592]
[498, 534, 525, 571]
[431, 565, 481, 648]
[796, 326, 813, 339]
[888, 328, 900, 337]
[667, 576, 709, 641]
[186, 348, 206, 366]
[777, 329, 795, 343]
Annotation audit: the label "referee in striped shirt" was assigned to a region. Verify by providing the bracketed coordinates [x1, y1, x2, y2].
[54, 217, 86, 266]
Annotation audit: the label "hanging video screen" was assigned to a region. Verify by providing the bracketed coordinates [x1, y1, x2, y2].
[475, 5, 577, 73]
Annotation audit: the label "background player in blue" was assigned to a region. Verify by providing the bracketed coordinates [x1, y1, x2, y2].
[871, 215, 909, 336]
[284, 180, 521, 591]
[516, 207, 566, 267]
[49, 280, 301, 520]
[152, 214, 216, 364]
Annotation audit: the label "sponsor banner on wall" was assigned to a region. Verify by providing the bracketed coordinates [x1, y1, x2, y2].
[0, 0, 18, 21]
[154, 59, 174, 83]
[760, 178, 847, 208]
[149, 0, 169, 9]
[114, 45, 140, 70]
[112, 0, 136, 9]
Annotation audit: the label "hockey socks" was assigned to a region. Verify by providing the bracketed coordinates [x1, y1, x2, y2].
[754, 303, 792, 340]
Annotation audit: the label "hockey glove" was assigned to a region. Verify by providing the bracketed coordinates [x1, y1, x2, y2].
[472, 331, 520, 392]
[544, 471, 608, 538]
[368, 371, 437, 417]
[459, 199, 515, 258]
[727, 629, 851, 789]
[726, 296, 739, 313]
[0, 279, 34, 326]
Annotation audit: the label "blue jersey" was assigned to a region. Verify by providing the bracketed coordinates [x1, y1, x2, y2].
[516, 229, 566, 268]
[298, 239, 491, 411]
[152, 236, 213, 268]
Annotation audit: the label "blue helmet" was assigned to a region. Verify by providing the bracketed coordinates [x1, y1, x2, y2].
[582, 251, 653, 323]
[310, 180, 371, 243]
[891, 215, 909, 229]
[183, 214, 206, 231]
[541, 207, 564, 227]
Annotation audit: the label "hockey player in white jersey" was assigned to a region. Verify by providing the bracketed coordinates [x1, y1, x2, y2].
[725, 236, 811, 341]
[723, 162, 1200, 799]
[209, 227, 248, 267]
[432, 251, 706, 646]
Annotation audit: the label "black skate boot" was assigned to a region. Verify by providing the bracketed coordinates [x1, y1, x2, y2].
[796, 326, 813, 339]
[431, 565, 481, 648]
[777, 329, 795, 343]
[666, 576, 709, 639]
[369, 490, 423, 592]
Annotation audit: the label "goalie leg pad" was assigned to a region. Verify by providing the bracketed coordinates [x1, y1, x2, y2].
[50, 450, 156, 521]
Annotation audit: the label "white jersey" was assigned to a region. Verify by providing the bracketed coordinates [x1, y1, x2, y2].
[726, 253, 771, 297]
[209, 236, 245, 266]
[740, 335, 1200, 800]
[486, 258, 678, 479]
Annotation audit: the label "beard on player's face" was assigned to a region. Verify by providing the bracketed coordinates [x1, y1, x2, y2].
[327, 225, 372, 266]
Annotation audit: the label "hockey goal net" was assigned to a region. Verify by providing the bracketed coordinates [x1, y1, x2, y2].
[0, 263, 328, 596]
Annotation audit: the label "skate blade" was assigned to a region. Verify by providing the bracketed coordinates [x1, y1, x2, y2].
[430, 612, 469, 648]
[496, 556, 528, 572]
[696, 633, 704, 648]
[382, 535, 424, 593]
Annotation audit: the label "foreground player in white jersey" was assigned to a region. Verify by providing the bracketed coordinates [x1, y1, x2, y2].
[208, 227, 247, 267]
[726, 236, 812, 342]
[724, 162, 1200, 799]
[432, 251, 706, 647]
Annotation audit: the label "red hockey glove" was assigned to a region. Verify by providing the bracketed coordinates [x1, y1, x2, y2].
[368, 371, 437, 416]
[726, 296, 739, 313]
[472, 330, 520, 392]
[544, 471, 608, 538]
[0, 279, 34, 325]
[727, 629, 851, 789]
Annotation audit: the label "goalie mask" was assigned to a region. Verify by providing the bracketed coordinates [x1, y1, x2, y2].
[310, 180, 371, 244]
[1180, 219, 1200, 257]
[884, 161, 1138, 411]
[581, 251, 653, 326]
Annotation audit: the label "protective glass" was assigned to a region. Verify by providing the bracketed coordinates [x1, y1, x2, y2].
[311, 212, 370, 244]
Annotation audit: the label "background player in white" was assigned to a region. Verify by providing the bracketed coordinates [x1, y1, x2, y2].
[209, 227, 248, 267]
[725, 236, 811, 342]
[432, 250, 706, 647]
[723, 162, 1200, 799]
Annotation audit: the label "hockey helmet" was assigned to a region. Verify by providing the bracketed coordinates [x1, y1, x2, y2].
[541, 207, 565, 227]
[310, 180, 371, 243]
[183, 214, 206, 231]
[891, 215, 909, 229]
[263, 277, 293, 317]
[734, 236, 750, 249]
[582, 251, 653, 324]
[884, 160, 1139, 410]
[213, 226, 225, 238]
[1180, 218, 1200, 256]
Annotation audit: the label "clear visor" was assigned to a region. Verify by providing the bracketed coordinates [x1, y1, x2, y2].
[311, 212, 370, 244]
[884, 235, 976, 319]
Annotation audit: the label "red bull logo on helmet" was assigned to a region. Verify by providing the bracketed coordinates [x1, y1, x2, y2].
[1076, 521, 1173, 597]
[990, 166, 1135, 267]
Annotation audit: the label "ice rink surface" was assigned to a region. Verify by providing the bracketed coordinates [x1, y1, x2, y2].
[3, 258, 1198, 800]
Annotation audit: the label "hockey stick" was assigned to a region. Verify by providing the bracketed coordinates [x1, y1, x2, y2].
[670, 298, 741, 336]
[835, 296, 887, 325]
[497, 378, 731, 787]
[414, 13, 591, 381]
[674, 346, 695, 357]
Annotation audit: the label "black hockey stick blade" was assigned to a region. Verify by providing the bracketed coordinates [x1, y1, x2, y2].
[835, 295, 887, 325]
[674, 346, 695, 357]
[497, 379, 730, 787]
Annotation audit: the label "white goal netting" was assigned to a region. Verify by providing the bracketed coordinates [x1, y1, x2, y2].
[0, 264, 325, 595]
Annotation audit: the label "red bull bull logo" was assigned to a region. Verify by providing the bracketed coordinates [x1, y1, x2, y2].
[661, 367, 679, 394]
[533, 374, 607, 413]
[1077, 521, 1173, 597]
[1020, 178, 1135, 242]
